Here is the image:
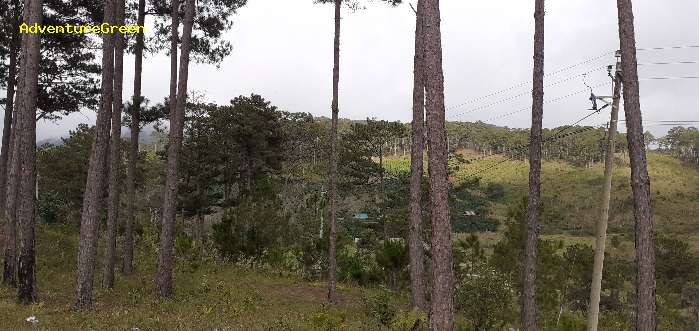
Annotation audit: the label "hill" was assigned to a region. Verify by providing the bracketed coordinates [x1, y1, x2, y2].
[385, 151, 699, 250]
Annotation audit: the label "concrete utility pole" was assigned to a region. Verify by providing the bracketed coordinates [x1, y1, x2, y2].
[587, 51, 622, 331]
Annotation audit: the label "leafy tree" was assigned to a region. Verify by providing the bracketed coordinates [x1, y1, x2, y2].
[37, 125, 95, 221]
[456, 265, 514, 330]
[659, 126, 698, 165]
[655, 236, 699, 294]
[212, 180, 284, 260]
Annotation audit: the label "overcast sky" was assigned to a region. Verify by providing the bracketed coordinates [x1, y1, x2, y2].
[29, 0, 699, 140]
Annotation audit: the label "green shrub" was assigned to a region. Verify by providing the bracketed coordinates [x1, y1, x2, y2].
[485, 183, 505, 200]
[456, 265, 514, 330]
[212, 200, 282, 260]
[37, 191, 68, 223]
[362, 289, 398, 326]
[375, 240, 408, 291]
[311, 308, 347, 331]
[389, 310, 427, 331]
[452, 217, 499, 233]
[175, 232, 194, 256]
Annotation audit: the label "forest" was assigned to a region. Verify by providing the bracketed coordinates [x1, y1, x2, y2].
[1, 0, 699, 330]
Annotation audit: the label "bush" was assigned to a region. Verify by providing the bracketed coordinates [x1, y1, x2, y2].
[311, 308, 347, 331]
[389, 310, 427, 331]
[300, 238, 327, 280]
[485, 183, 505, 200]
[456, 265, 514, 330]
[37, 191, 68, 223]
[212, 199, 282, 260]
[375, 240, 408, 291]
[362, 289, 398, 326]
[175, 232, 194, 256]
[335, 243, 383, 286]
[452, 217, 499, 233]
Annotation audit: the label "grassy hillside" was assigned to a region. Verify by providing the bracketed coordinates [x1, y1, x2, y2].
[386, 151, 699, 249]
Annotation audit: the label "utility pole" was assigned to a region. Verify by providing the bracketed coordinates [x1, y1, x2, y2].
[587, 51, 622, 331]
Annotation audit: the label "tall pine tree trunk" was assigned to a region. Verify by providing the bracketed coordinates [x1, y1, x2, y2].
[103, 0, 125, 289]
[523, 1, 545, 329]
[616, 1, 656, 329]
[75, 0, 115, 309]
[327, 0, 341, 305]
[423, 0, 454, 329]
[0, 1, 20, 217]
[408, 0, 426, 312]
[1, 3, 20, 286]
[123, 0, 145, 276]
[16, 0, 43, 304]
[156, 0, 196, 298]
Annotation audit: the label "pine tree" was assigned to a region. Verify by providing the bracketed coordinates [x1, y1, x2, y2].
[75, 0, 115, 309]
[523, 0, 545, 329]
[408, 0, 427, 312]
[616, 0, 657, 329]
[156, 0, 197, 298]
[422, 0, 454, 329]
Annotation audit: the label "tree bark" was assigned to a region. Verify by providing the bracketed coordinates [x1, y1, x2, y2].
[123, 0, 146, 276]
[103, 0, 125, 289]
[616, 1, 656, 329]
[379, 148, 387, 239]
[194, 177, 204, 248]
[156, 0, 196, 298]
[3, 80, 21, 288]
[423, 1, 454, 329]
[75, 0, 115, 309]
[408, 0, 427, 312]
[1, 3, 20, 287]
[327, 0, 341, 305]
[0, 3, 20, 216]
[16, 0, 43, 304]
[587, 68, 622, 331]
[168, 0, 180, 123]
[523, 1, 544, 329]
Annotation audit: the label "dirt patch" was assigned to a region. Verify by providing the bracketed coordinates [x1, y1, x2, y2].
[266, 283, 359, 306]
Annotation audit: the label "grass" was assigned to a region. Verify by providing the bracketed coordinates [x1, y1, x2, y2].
[3, 151, 696, 329]
[386, 150, 699, 250]
[0, 224, 391, 330]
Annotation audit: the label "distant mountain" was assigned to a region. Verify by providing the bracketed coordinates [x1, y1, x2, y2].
[37, 123, 161, 147]
[37, 137, 63, 146]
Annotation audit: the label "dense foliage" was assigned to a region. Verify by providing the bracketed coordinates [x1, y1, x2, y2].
[28, 92, 699, 329]
[659, 126, 699, 165]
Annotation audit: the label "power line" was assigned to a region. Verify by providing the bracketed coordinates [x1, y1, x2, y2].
[636, 45, 699, 51]
[447, 66, 607, 119]
[640, 76, 699, 80]
[443, 44, 699, 125]
[637, 60, 699, 66]
[620, 120, 699, 123]
[484, 81, 612, 122]
[445, 51, 614, 111]
[445, 43, 699, 113]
